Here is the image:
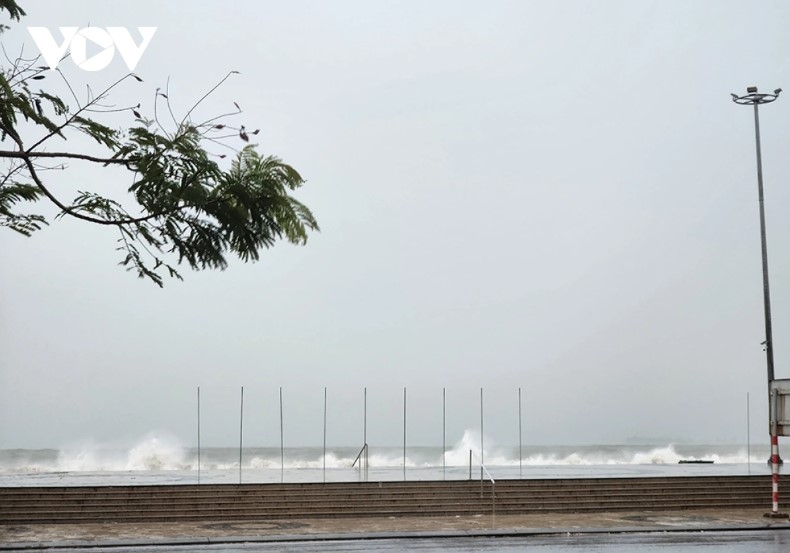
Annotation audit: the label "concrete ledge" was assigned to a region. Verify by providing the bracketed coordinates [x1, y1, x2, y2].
[2, 519, 789, 550]
[2, 508, 790, 550]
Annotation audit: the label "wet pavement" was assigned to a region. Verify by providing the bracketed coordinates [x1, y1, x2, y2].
[1, 509, 790, 550]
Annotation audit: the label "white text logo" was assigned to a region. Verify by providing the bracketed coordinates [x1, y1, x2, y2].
[27, 27, 157, 72]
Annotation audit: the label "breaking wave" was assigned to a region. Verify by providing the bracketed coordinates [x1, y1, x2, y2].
[0, 429, 759, 474]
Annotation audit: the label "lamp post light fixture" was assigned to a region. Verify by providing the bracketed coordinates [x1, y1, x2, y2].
[731, 86, 781, 386]
[731, 86, 787, 519]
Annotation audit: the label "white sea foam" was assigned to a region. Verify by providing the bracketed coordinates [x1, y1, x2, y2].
[52, 433, 188, 472]
[0, 429, 769, 487]
[125, 434, 187, 470]
[435, 431, 753, 467]
[443, 429, 483, 465]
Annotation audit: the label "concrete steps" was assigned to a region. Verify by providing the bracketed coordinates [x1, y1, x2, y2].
[0, 476, 784, 524]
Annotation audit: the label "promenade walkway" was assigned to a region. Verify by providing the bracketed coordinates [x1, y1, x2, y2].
[2, 508, 789, 550]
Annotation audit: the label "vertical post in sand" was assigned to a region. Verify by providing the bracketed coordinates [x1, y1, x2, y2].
[197, 386, 201, 485]
[323, 387, 327, 483]
[239, 386, 244, 485]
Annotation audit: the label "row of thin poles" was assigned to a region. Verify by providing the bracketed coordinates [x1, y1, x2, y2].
[367, 387, 518, 481]
[197, 386, 525, 484]
[198, 387, 755, 484]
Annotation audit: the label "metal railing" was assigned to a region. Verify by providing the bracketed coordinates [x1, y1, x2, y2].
[351, 443, 369, 481]
[470, 450, 496, 518]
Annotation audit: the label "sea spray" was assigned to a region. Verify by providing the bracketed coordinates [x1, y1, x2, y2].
[57, 446, 104, 471]
[125, 433, 186, 470]
[0, 431, 773, 487]
[20, 439, 767, 472]
[54, 433, 188, 472]
[443, 429, 484, 466]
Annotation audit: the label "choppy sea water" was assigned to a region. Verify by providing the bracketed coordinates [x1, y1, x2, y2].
[0, 430, 775, 487]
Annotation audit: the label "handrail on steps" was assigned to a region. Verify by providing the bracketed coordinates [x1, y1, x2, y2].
[470, 450, 496, 518]
[351, 443, 369, 481]
[351, 443, 368, 468]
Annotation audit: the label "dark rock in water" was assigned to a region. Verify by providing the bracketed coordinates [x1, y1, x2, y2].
[678, 460, 714, 464]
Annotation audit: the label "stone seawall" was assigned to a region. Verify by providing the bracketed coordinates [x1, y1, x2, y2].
[1, 475, 785, 524]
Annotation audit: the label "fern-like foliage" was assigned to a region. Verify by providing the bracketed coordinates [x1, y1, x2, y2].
[0, 0, 318, 286]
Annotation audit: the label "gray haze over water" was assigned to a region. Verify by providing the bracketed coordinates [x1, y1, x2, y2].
[1, 1, 789, 451]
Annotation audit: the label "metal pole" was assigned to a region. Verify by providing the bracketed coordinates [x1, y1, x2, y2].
[239, 386, 244, 484]
[747, 392, 751, 476]
[443, 387, 446, 480]
[752, 102, 776, 387]
[733, 87, 784, 518]
[752, 100, 786, 519]
[323, 387, 327, 483]
[363, 387, 367, 480]
[279, 386, 284, 484]
[197, 386, 201, 485]
[403, 387, 407, 481]
[518, 387, 523, 479]
[480, 387, 484, 481]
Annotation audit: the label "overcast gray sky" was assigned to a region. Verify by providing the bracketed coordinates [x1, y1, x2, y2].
[1, 0, 789, 450]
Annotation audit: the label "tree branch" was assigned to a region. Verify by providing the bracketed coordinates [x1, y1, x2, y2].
[0, 149, 129, 165]
[24, 72, 133, 153]
[9, 136, 192, 227]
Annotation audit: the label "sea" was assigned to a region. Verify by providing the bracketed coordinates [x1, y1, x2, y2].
[0, 430, 775, 487]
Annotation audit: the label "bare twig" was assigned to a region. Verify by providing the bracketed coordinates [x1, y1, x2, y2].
[25, 72, 136, 154]
[180, 70, 239, 127]
[56, 67, 81, 108]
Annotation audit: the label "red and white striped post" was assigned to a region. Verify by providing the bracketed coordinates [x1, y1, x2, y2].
[766, 388, 788, 519]
[771, 433, 780, 513]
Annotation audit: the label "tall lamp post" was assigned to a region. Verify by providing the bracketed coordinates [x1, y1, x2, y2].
[731, 86, 788, 519]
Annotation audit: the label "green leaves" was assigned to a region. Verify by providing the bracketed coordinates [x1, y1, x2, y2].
[0, 10, 318, 286]
[0, 182, 46, 236]
[116, 143, 319, 278]
[95, 136, 320, 285]
[71, 116, 120, 149]
[0, 0, 25, 21]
